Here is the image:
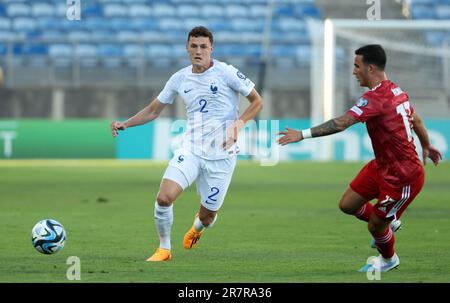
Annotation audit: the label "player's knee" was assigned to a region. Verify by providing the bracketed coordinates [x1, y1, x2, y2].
[156, 192, 175, 207]
[339, 198, 356, 215]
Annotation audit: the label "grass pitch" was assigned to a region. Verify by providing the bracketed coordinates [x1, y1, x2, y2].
[0, 160, 449, 283]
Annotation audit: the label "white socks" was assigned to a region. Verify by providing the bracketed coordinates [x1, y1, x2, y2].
[154, 202, 173, 250]
[194, 214, 217, 233]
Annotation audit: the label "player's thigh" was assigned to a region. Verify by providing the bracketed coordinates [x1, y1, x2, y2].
[343, 160, 380, 212]
[373, 168, 425, 220]
[160, 148, 201, 204]
[196, 156, 237, 212]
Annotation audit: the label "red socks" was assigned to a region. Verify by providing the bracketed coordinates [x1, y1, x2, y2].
[355, 202, 374, 222]
[371, 227, 395, 259]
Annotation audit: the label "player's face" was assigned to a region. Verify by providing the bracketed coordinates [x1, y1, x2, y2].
[353, 55, 369, 87]
[187, 36, 213, 71]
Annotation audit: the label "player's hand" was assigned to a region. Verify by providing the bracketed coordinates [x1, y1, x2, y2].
[423, 145, 442, 166]
[111, 121, 127, 137]
[222, 120, 244, 150]
[277, 127, 302, 145]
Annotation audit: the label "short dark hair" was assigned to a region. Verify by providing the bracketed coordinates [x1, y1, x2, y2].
[187, 26, 213, 45]
[355, 44, 386, 70]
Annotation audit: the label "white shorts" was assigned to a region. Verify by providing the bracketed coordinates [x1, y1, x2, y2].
[162, 148, 237, 211]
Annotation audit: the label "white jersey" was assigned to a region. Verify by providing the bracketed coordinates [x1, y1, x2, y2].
[157, 59, 255, 160]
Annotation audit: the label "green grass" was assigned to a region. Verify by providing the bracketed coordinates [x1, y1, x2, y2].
[1, 160, 449, 283]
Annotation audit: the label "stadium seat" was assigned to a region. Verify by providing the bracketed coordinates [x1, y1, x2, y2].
[435, 5, 450, 19]
[152, 4, 176, 17]
[159, 18, 184, 31]
[103, 4, 129, 17]
[410, 5, 437, 19]
[7, 3, 30, 17]
[82, 4, 103, 17]
[37, 18, 62, 31]
[225, 4, 249, 18]
[12, 18, 37, 32]
[128, 4, 152, 17]
[249, 5, 268, 18]
[49, 44, 73, 58]
[116, 30, 141, 42]
[68, 31, 92, 42]
[130, 18, 158, 31]
[41, 30, 66, 41]
[0, 17, 10, 30]
[201, 4, 225, 18]
[146, 44, 172, 57]
[177, 4, 198, 18]
[31, 3, 55, 17]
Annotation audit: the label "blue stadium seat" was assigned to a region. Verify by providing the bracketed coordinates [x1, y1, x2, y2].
[103, 4, 129, 17]
[409, 0, 436, 4]
[12, 18, 37, 32]
[201, 4, 225, 18]
[98, 44, 124, 56]
[124, 44, 144, 58]
[172, 44, 187, 57]
[159, 18, 184, 31]
[41, 30, 66, 41]
[296, 5, 321, 18]
[0, 17, 10, 30]
[82, 4, 103, 17]
[0, 4, 6, 17]
[225, 4, 249, 18]
[68, 31, 92, 42]
[140, 30, 163, 40]
[207, 19, 232, 31]
[0, 44, 6, 56]
[90, 30, 115, 41]
[14, 43, 48, 55]
[31, 3, 55, 17]
[410, 5, 437, 19]
[54, 3, 67, 17]
[110, 18, 135, 31]
[435, 5, 450, 19]
[152, 3, 176, 17]
[7, 3, 30, 17]
[116, 30, 141, 42]
[37, 18, 62, 31]
[249, 5, 268, 18]
[85, 18, 112, 31]
[49, 44, 73, 58]
[146, 44, 172, 57]
[75, 44, 98, 57]
[130, 18, 158, 31]
[0, 30, 18, 40]
[177, 4, 198, 18]
[273, 5, 296, 17]
[231, 18, 264, 32]
[128, 4, 152, 17]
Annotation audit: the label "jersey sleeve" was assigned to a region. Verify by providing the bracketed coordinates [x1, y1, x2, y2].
[224, 64, 255, 97]
[157, 73, 181, 104]
[347, 92, 381, 122]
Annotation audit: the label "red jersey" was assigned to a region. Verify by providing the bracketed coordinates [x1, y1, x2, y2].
[347, 80, 422, 187]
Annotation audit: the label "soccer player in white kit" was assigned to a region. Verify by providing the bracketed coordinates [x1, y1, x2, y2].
[110, 26, 263, 261]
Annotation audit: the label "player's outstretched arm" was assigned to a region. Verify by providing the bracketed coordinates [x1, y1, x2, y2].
[277, 113, 359, 145]
[411, 112, 442, 166]
[222, 89, 263, 149]
[110, 99, 167, 137]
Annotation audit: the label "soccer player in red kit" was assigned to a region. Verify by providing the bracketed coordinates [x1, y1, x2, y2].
[277, 44, 442, 272]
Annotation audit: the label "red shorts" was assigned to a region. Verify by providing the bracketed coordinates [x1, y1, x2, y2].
[349, 160, 425, 220]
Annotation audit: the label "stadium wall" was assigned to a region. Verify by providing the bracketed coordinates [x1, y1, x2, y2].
[0, 119, 448, 161]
